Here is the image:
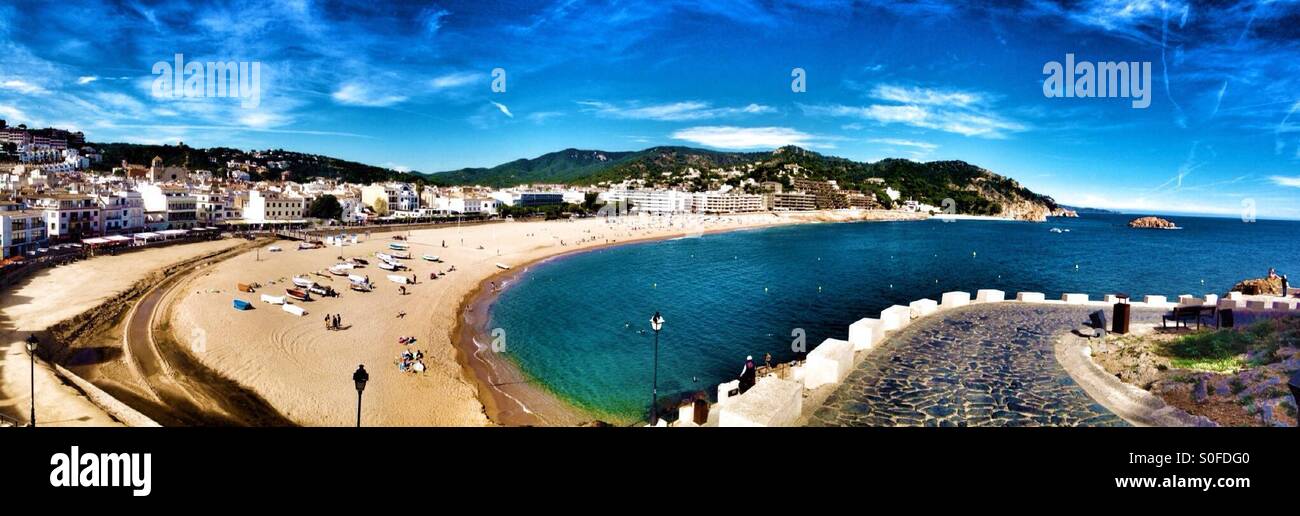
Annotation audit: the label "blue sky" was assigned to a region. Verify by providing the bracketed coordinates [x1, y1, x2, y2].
[2, 0, 1300, 218]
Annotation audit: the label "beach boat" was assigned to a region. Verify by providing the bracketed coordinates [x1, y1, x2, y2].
[421, 254, 440, 262]
[268, 246, 282, 252]
[348, 274, 367, 284]
[232, 299, 253, 311]
[237, 283, 255, 293]
[260, 294, 285, 305]
[496, 263, 511, 270]
[390, 251, 411, 260]
[350, 257, 369, 265]
[309, 285, 336, 297]
[350, 283, 371, 292]
[286, 288, 311, 301]
[387, 274, 409, 284]
[298, 241, 322, 250]
[328, 266, 350, 276]
[378, 261, 397, 271]
[292, 276, 316, 289]
[375, 252, 394, 262]
[389, 242, 409, 251]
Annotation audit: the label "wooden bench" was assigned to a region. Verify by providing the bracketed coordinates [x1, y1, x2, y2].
[1162, 305, 1217, 329]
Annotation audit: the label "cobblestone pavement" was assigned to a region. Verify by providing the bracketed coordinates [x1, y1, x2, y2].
[807, 303, 1163, 427]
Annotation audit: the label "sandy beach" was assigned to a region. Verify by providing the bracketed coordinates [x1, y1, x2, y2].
[171, 209, 921, 426]
[0, 239, 244, 426]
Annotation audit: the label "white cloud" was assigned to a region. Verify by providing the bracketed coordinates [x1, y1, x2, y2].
[76, 76, 99, 85]
[671, 126, 815, 149]
[0, 79, 47, 95]
[869, 138, 937, 151]
[580, 100, 774, 121]
[871, 84, 982, 107]
[331, 83, 407, 107]
[430, 71, 482, 90]
[491, 101, 513, 117]
[526, 111, 564, 124]
[1269, 176, 1300, 188]
[0, 103, 33, 124]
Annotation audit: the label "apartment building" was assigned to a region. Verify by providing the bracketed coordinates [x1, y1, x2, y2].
[600, 189, 693, 214]
[360, 182, 419, 215]
[32, 194, 100, 240]
[243, 189, 306, 222]
[96, 190, 145, 234]
[690, 192, 765, 214]
[0, 201, 47, 258]
[138, 184, 198, 230]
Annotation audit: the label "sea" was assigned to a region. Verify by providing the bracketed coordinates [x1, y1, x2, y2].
[486, 213, 1300, 422]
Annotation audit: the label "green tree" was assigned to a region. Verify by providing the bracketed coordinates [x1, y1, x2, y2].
[307, 194, 344, 220]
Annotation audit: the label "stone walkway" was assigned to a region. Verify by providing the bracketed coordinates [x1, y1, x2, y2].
[807, 303, 1163, 427]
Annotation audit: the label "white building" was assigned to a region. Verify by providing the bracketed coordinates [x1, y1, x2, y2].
[601, 189, 694, 214]
[690, 192, 765, 214]
[243, 189, 306, 223]
[33, 194, 101, 240]
[138, 184, 198, 230]
[0, 202, 47, 258]
[195, 191, 239, 225]
[96, 190, 145, 234]
[361, 182, 419, 215]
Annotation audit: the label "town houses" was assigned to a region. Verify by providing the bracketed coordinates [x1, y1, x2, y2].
[0, 124, 911, 261]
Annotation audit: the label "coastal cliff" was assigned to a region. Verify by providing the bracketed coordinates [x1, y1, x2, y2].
[1128, 216, 1177, 229]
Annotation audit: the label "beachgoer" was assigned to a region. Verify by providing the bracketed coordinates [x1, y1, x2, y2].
[738, 355, 756, 393]
[325, 314, 332, 331]
[764, 353, 772, 371]
[334, 314, 341, 329]
[1282, 274, 1290, 297]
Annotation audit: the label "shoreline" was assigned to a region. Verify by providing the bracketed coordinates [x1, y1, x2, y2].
[451, 210, 928, 426]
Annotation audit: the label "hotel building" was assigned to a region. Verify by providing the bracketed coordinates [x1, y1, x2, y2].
[243, 190, 306, 222]
[690, 192, 765, 214]
[138, 184, 198, 230]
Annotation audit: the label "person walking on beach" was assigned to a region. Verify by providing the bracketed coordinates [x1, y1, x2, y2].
[738, 355, 756, 394]
[325, 313, 332, 331]
[334, 314, 341, 330]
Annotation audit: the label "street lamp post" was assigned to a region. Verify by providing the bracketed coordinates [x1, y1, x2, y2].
[649, 311, 664, 426]
[352, 364, 368, 428]
[25, 334, 38, 427]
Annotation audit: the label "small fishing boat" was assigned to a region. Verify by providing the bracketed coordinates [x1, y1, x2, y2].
[390, 251, 411, 259]
[387, 274, 409, 284]
[328, 265, 350, 276]
[378, 261, 397, 271]
[237, 283, 255, 293]
[309, 285, 336, 297]
[375, 252, 394, 262]
[348, 274, 367, 284]
[350, 283, 371, 292]
[389, 242, 409, 251]
[496, 263, 511, 270]
[298, 241, 322, 250]
[232, 299, 253, 311]
[421, 254, 440, 262]
[268, 246, 282, 252]
[286, 288, 311, 301]
[292, 276, 316, 289]
[350, 257, 369, 265]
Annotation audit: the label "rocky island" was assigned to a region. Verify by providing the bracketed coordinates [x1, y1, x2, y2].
[1128, 216, 1178, 229]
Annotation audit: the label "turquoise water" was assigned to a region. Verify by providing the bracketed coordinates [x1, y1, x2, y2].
[488, 214, 1300, 422]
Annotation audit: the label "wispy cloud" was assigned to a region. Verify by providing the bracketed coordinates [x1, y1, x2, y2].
[868, 138, 938, 151]
[0, 79, 47, 95]
[332, 83, 408, 107]
[580, 100, 774, 121]
[491, 101, 513, 118]
[430, 71, 482, 90]
[1269, 176, 1300, 188]
[670, 126, 815, 149]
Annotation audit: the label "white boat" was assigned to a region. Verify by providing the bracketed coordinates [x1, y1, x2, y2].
[421, 254, 440, 262]
[292, 276, 316, 288]
[260, 294, 286, 305]
[328, 265, 351, 276]
[378, 261, 397, 271]
[268, 246, 282, 252]
[389, 242, 409, 251]
[375, 252, 394, 262]
[348, 274, 367, 284]
[496, 263, 511, 270]
[387, 274, 409, 284]
[390, 251, 411, 259]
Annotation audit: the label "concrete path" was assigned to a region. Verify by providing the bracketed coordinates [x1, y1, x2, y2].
[806, 303, 1168, 427]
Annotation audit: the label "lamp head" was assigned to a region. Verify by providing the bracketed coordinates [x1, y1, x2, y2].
[650, 311, 664, 332]
[25, 334, 38, 353]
